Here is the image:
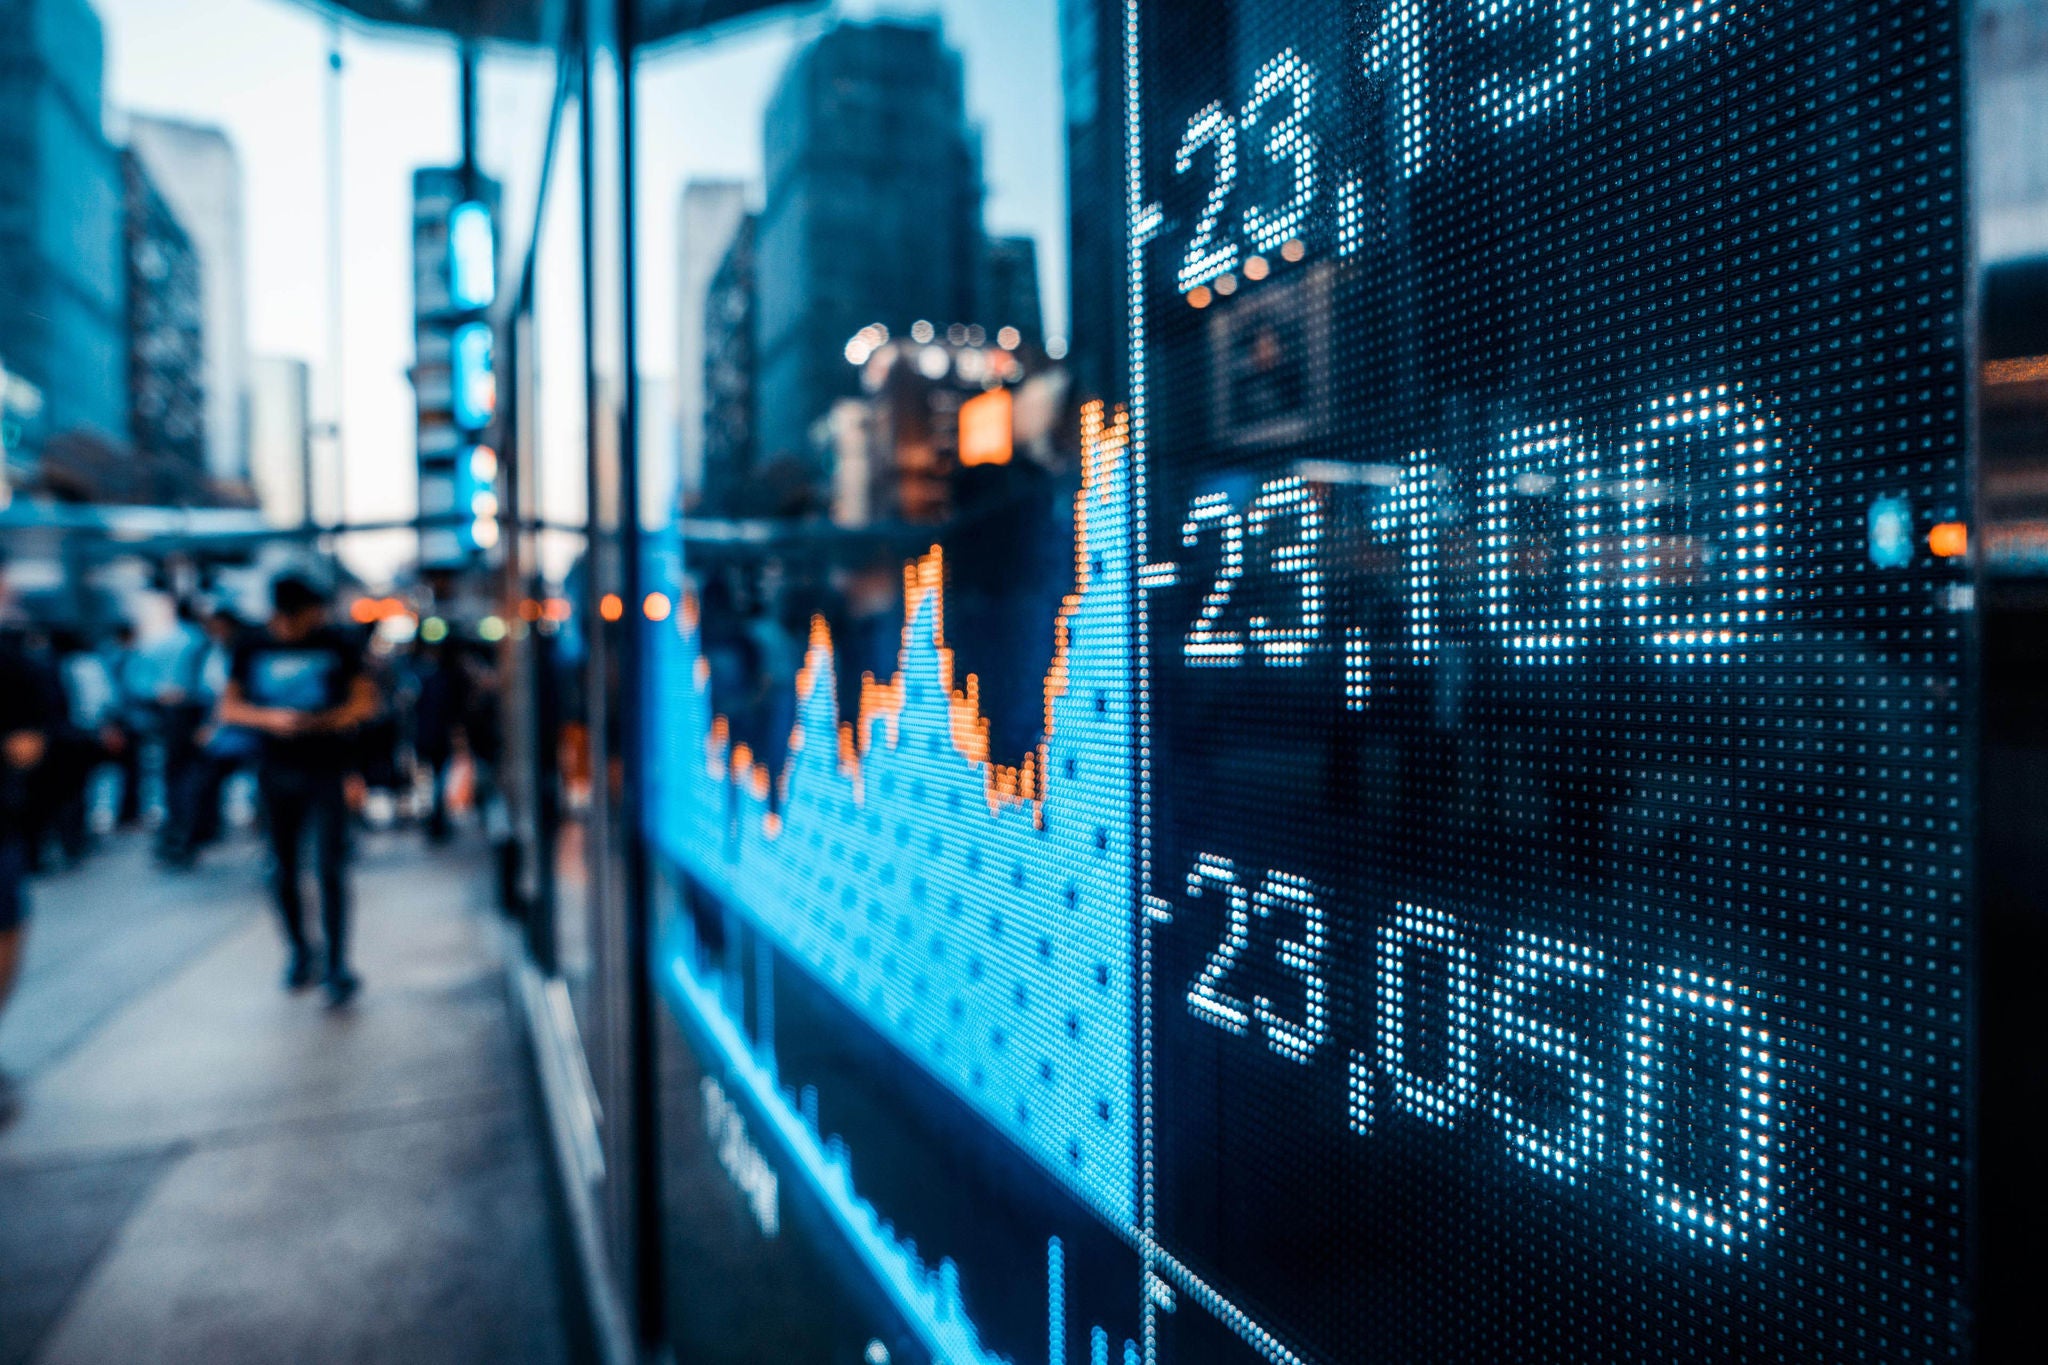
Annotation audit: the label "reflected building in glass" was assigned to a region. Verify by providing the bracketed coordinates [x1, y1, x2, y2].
[675, 179, 752, 514]
[752, 17, 986, 489]
[700, 211, 758, 518]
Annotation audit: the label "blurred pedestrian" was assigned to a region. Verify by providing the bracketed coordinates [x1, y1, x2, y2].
[151, 602, 214, 865]
[46, 631, 107, 862]
[411, 638, 467, 843]
[159, 607, 252, 866]
[12, 629, 69, 873]
[98, 623, 147, 829]
[218, 575, 378, 1005]
[1, 603, 55, 1122]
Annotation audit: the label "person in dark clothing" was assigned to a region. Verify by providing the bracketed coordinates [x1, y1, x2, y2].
[159, 608, 250, 866]
[410, 640, 468, 843]
[218, 576, 378, 1005]
[101, 624, 146, 828]
[45, 631, 104, 864]
[152, 602, 217, 866]
[2, 624, 55, 1118]
[12, 630, 71, 873]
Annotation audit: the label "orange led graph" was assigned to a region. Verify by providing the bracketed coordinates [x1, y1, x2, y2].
[696, 400, 1129, 833]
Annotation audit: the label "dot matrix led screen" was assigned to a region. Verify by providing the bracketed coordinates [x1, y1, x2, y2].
[642, 1, 1974, 1362]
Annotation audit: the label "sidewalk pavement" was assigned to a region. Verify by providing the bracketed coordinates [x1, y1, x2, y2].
[0, 830, 568, 1365]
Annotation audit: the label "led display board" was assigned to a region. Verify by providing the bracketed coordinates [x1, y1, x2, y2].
[645, 1, 1973, 1361]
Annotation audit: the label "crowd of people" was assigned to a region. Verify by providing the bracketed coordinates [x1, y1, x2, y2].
[1, 567, 503, 1118]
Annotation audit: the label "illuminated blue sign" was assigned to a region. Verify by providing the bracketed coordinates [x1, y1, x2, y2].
[448, 200, 495, 311]
[450, 321, 495, 431]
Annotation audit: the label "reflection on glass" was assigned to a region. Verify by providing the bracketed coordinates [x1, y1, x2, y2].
[644, 2, 1973, 1364]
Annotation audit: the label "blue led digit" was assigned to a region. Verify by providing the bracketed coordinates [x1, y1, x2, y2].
[1376, 903, 1481, 1127]
[1618, 387, 1785, 660]
[1185, 854, 1253, 1035]
[1614, 0, 1734, 60]
[1238, 50, 1317, 255]
[1479, 421, 1603, 664]
[1488, 933, 1608, 1183]
[1369, 452, 1439, 663]
[1252, 871, 1328, 1064]
[1362, 0, 1430, 178]
[1246, 477, 1324, 665]
[1475, 0, 1598, 130]
[1624, 966, 1781, 1251]
[1183, 492, 1246, 665]
[1175, 102, 1240, 290]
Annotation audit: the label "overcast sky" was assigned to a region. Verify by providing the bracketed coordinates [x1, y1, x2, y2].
[96, 0, 1066, 586]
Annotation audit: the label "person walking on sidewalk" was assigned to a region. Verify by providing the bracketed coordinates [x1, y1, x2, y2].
[217, 575, 378, 1006]
[1, 568, 55, 1121]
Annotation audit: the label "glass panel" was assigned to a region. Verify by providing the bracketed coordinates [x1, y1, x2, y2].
[635, 2, 1976, 1363]
[521, 81, 593, 998]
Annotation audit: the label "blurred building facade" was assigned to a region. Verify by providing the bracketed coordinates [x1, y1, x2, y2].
[122, 148, 207, 476]
[247, 354, 312, 527]
[1056, 0, 1124, 405]
[980, 235, 1045, 350]
[126, 114, 249, 484]
[753, 18, 986, 477]
[827, 333, 1067, 528]
[700, 211, 758, 517]
[674, 179, 751, 513]
[0, 0, 131, 472]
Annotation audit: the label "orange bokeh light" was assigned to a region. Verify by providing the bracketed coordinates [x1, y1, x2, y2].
[958, 386, 1014, 467]
[644, 592, 673, 622]
[599, 593, 624, 622]
[1928, 521, 1968, 558]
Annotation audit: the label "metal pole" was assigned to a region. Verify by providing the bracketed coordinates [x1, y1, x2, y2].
[459, 41, 479, 194]
[325, 15, 346, 542]
[611, 0, 664, 1342]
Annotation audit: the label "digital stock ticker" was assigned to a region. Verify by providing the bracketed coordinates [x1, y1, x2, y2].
[643, 1, 1972, 1362]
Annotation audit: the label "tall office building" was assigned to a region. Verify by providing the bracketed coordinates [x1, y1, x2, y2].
[982, 235, 1045, 349]
[1057, 0, 1125, 404]
[0, 0, 131, 467]
[754, 18, 986, 474]
[122, 149, 205, 475]
[676, 180, 752, 513]
[126, 114, 248, 482]
[247, 355, 312, 528]
[701, 213, 758, 517]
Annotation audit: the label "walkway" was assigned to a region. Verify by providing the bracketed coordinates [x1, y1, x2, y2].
[0, 829, 568, 1365]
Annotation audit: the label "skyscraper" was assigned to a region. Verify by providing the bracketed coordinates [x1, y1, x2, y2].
[247, 355, 312, 528]
[982, 235, 1045, 349]
[122, 149, 206, 475]
[0, 0, 130, 466]
[126, 114, 249, 483]
[701, 213, 758, 517]
[754, 18, 986, 476]
[676, 180, 752, 513]
[1057, 0, 1126, 404]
